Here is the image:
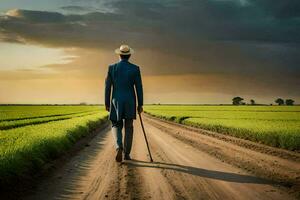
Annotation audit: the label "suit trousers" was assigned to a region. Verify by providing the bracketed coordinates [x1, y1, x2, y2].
[111, 119, 134, 155]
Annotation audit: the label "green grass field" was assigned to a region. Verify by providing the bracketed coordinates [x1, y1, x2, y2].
[0, 106, 108, 186]
[144, 105, 300, 150]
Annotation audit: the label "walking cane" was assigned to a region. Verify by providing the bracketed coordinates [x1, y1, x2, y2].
[138, 113, 153, 162]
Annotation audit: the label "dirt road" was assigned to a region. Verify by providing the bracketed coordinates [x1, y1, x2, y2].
[25, 115, 299, 200]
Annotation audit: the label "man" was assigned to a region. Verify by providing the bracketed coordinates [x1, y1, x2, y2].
[105, 44, 143, 162]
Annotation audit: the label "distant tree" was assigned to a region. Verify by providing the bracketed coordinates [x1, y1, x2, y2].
[232, 97, 244, 105]
[275, 98, 284, 105]
[250, 99, 255, 105]
[285, 99, 294, 105]
[79, 102, 87, 105]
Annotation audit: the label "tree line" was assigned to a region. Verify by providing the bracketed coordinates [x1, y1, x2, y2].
[232, 97, 295, 105]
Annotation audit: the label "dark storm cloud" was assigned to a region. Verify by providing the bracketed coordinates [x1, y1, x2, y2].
[1, 1, 300, 45]
[251, 0, 300, 19]
[0, 0, 299, 76]
[6, 9, 67, 23]
[164, 0, 300, 43]
[59, 5, 105, 14]
[60, 6, 92, 12]
[0, 9, 129, 48]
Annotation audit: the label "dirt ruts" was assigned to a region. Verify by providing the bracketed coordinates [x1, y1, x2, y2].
[21, 114, 299, 200]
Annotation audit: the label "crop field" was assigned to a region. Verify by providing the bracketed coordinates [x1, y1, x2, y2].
[144, 105, 300, 150]
[0, 106, 108, 186]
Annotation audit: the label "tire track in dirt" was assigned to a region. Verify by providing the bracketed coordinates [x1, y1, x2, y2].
[144, 114, 300, 162]
[24, 125, 142, 200]
[143, 115, 300, 190]
[24, 115, 298, 200]
[129, 116, 296, 200]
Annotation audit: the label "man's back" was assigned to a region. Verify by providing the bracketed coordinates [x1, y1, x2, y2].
[110, 60, 138, 99]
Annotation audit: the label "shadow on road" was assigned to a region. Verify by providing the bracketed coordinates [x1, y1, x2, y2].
[126, 159, 274, 185]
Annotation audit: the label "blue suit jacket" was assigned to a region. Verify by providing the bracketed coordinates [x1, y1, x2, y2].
[105, 59, 143, 121]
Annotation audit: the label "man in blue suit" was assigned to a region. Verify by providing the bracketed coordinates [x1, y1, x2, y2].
[105, 44, 143, 162]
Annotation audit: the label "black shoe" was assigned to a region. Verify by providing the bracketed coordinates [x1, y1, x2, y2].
[115, 148, 123, 162]
[124, 154, 131, 160]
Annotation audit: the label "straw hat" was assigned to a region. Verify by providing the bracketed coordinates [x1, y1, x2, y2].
[115, 44, 134, 55]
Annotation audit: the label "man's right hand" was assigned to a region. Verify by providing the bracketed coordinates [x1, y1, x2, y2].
[105, 106, 110, 111]
[137, 106, 143, 114]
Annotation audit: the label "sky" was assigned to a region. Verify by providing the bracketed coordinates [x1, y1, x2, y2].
[0, 0, 299, 104]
